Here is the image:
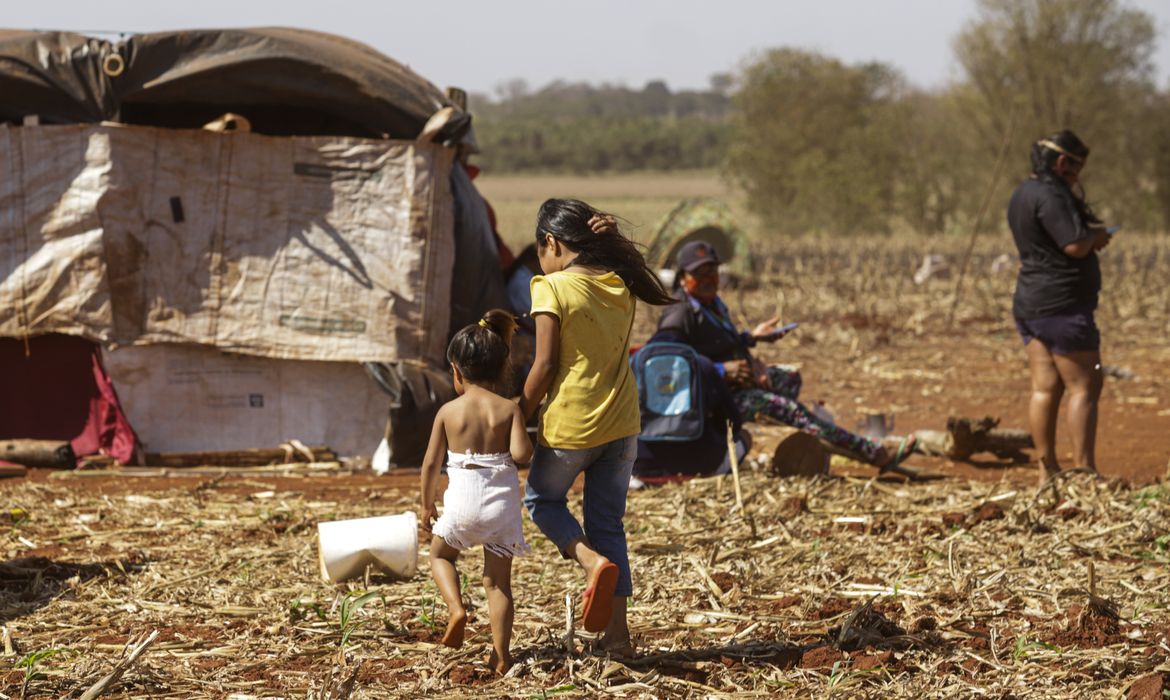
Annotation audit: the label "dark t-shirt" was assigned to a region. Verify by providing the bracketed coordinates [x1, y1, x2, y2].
[655, 292, 752, 364]
[1008, 177, 1101, 318]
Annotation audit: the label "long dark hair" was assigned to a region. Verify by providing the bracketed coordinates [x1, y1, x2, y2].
[1030, 129, 1101, 225]
[446, 309, 517, 386]
[535, 198, 674, 305]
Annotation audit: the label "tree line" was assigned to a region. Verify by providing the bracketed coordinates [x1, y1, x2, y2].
[470, 0, 1169, 234]
[469, 79, 731, 172]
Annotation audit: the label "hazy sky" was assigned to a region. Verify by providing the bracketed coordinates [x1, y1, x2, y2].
[8, 0, 1170, 96]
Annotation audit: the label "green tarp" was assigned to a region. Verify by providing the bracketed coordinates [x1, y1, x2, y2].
[644, 198, 755, 279]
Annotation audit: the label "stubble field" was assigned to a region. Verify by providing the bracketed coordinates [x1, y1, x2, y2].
[1, 172, 1167, 698]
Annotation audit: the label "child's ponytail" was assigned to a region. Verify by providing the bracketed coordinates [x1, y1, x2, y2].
[535, 198, 674, 306]
[447, 309, 517, 385]
[478, 309, 517, 350]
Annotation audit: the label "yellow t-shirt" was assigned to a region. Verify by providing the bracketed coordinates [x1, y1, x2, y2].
[530, 271, 641, 450]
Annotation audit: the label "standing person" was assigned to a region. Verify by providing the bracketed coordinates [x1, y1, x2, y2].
[419, 310, 532, 674]
[1008, 130, 1111, 484]
[656, 240, 915, 471]
[520, 198, 674, 656]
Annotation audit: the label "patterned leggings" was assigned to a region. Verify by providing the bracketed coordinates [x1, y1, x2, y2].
[732, 366, 882, 463]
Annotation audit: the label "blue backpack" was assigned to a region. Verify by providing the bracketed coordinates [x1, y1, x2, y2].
[630, 342, 705, 442]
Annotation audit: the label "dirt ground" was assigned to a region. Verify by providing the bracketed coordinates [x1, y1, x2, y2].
[2, 459, 1167, 698]
[13, 290, 1169, 500]
[749, 306, 1170, 485]
[2, 232, 1167, 696]
[1, 313, 1166, 697]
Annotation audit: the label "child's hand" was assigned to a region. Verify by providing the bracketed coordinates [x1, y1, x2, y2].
[420, 502, 438, 533]
[588, 214, 618, 236]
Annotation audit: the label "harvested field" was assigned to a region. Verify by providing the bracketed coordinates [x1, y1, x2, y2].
[1, 466, 1168, 698]
[484, 172, 1170, 482]
[3, 173, 1167, 696]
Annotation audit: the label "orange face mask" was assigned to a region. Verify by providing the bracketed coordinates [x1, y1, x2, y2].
[683, 269, 719, 303]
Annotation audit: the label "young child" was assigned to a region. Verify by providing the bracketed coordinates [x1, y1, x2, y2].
[420, 309, 533, 674]
[520, 198, 674, 656]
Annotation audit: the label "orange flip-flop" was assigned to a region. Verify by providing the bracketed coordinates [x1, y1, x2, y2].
[581, 561, 619, 633]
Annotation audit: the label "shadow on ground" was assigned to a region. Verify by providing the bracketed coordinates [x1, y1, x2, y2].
[0, 555, 146, 622]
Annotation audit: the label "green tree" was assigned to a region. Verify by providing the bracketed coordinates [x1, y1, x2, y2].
[883, 89, 974, 235]
[954, 0, 1161, 228]
[470, 80, 731, 173]
[1152, 90, 1170, 228]
[724, 49, 905, 235]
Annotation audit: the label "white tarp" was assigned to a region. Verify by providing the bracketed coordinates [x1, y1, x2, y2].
[0, 123, 455, 365]
[102, 344, 386, 457]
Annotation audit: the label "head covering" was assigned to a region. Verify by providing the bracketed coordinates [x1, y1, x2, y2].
[676, 240, 720, 272]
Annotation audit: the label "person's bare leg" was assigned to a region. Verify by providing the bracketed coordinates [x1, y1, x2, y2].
[1025, 339, 1064, 483]
[1051, 350, 1103, 472]
[566, 536, 621, 634]
[482, 551, 515, 674]
[598, 596, 634, 656]
[567, 537, 611, 581]
[567, 535, 628, 653]
[429, 536, 466, 648]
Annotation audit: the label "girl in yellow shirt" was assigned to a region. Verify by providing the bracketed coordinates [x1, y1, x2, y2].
[520, 198, 673, 655]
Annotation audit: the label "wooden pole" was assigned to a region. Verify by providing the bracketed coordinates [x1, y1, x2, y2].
[726, 422, 757, 538]
[726, 422, 744, 513]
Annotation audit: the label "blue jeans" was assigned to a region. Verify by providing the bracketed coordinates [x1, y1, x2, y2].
[523, 436, 637, 597]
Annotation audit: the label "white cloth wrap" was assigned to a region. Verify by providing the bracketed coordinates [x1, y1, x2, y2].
[432, 451, 530, 558]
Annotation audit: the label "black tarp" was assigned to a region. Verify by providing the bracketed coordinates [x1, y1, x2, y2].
[0, 27, 470, 140]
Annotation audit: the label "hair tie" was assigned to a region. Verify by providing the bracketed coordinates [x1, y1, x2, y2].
[1037, 139, 1085, 163]
[478, 319, 489, 329]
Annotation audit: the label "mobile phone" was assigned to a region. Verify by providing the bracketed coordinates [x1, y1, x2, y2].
[761, 322, 799, 341]
[1106, 225, 1121, 235]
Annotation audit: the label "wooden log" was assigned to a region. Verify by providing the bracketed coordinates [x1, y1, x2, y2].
[0, 440, 76, 468]
[769, 427, 829, 478]
[0, 465, 28, 479]
[144, 445, 336, 468]
[980, 429, 1033, 459]
[913, 417, 1033, 461]
[912, 430, 953, 458]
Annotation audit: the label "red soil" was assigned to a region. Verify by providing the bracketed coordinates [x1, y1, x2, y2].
[1128, 673, 1168, 700]
[800, 645, 845, 669]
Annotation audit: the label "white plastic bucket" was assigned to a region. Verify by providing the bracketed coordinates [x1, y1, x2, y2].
[317, 512, 418, 582]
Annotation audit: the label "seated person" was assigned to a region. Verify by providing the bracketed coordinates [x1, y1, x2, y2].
[654, 241, 914, 472]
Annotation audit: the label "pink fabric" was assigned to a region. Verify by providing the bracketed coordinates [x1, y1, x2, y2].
[0, 334, 138, 464]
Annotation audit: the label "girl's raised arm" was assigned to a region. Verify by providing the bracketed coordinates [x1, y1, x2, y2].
[419, 408, 449, 533]
[520, 312, 560, 420]
[509, 403, 534, 466]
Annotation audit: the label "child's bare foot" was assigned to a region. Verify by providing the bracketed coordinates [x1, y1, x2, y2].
[487, 648, 513, 675]
[441, 609, 467, 648]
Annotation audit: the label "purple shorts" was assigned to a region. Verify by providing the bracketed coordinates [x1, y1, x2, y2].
[1014, 308, 1100, 354]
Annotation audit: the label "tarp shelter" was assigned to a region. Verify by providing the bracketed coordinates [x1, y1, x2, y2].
[0, 28, 506, 460]
[644, 198, 755, 280]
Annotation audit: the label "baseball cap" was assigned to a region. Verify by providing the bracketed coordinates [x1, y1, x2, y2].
[676, 240, 721, 272]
